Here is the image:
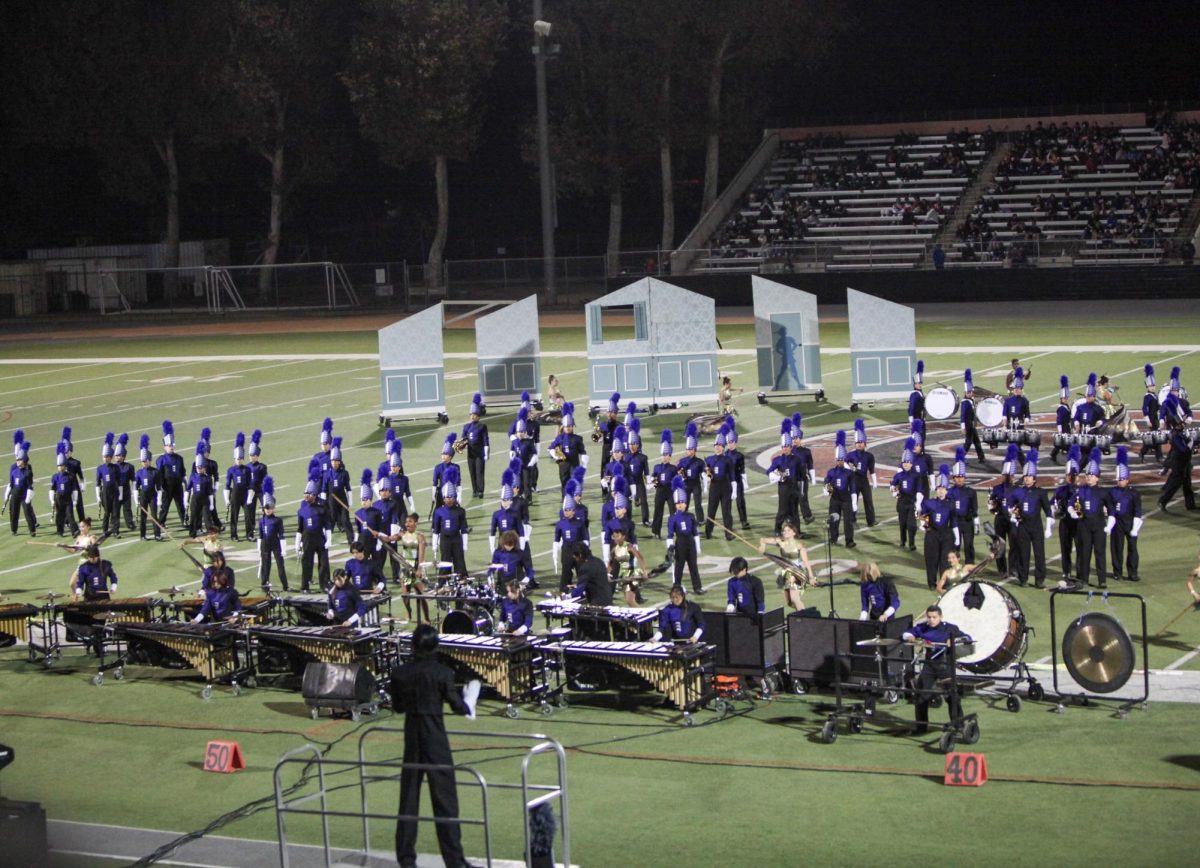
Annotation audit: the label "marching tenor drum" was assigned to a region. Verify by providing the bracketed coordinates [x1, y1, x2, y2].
[926, 386, 959, 421]
[976, 397, 1004, 428]
[935, 581, 1028, 674]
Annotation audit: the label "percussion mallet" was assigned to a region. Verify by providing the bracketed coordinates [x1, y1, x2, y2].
[329, 489, 416, 574]
[1151, 599, 1200, 640]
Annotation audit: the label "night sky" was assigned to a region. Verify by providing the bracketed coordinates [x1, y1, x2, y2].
[1, 1, 1196, 262]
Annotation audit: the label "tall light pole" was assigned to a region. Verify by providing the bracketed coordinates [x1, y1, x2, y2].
[533, 3, 556, 305]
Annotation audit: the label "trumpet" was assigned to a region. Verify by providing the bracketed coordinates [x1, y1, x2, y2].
[553, 444, 567, 463]
[453, 437, 469, 453]
[824, 482, 833, 497]
[1008, 502, 1022, 523]
[590, 418, 603, 443]
[1074, 495, 1084, 516]
[919, 512, 932, 531]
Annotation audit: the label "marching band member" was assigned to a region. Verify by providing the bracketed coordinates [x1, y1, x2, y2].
[70, 544, 117, 600]
[919, 465, 958, 590]
[725, 556, 765, 622]
[1005, 358, 1031, 393]
[156, 421, 187, 530]
[549, 402, 586, 491]
[386, 448, 415, 523]
[601, 477, 638, 557]
[461, 393, 490, 499]
[960, 369, 986, 463]
[907, 360, 925, 423]
[792, 415, 817, 527]
[346, 541, 386, 594]
[257, 477, 289, 591]
[1002, 367, 1031, 429]
[326, 568, 366, 626]
[1053, 447, 1082, 584]
[134, 435, 158, 541]
[96, 433, 122, 538]
[192, 567, 241, 623]
[308, 417, 335, 478]
[323, 438, 353, 546]
[759, 521, 813, 610]
[1049, 376, 1072, 464]
[505, 458, 533, 546]
[667, 477, 704, 594]
[724, 419, 751, 531]
[491, 530, 534, 588]
[50, 444, 81, 537]
[1007, 449, 1053, 589]
[225, 432, 252, 542]
[650, 429, 678, 538]
[431, 434, 461, 514]
[376, 429, 399, 495]
[846, 419, 878, 527]
[626, 417, 652, 527]
[903, 605, 973, 734]
[568, 543, 612, 606]
[200, 550, 236, 597]
[7, 434, 37, 537]
[372, 474, 404, 584]
[1168, 366, 1193, 422]
[598, 392, 621, 472]
[430, 482, 469, 579]
[184, 444, 215, 538]
[1073, 373, 1106, 433]
[704, 425, 735, 541]
[1107, 447, 1142, 582]
[297, 472, 332, 592]
[198, 429, 220, 522]
[60, 427, 86, 524]
[355, 470, 384, 570]
[553, 489, 589, 590]
[245, 430, 267, 541]
[988, 444, 1019, 577]
[1139, 365, 1163, 463]
[768, 421, 799, 535]
[1071, 448, 1110, 589]
[945, 448, 979, 562]
[859, 561, 899, 621]
[891, 439, 921, 551]
[677, 423, 706, 527]
[909, 421, 932, 496]
[512, 411, 539, 501]
[498, 579, 534, 635]
[653, 585, 705, 643]
[113, 433, 135, 532]
[601, 425, 628, 495]
[823, 430, 857, 549]
[1158, 394, 1196, 511]
[490, 470, 522, 551]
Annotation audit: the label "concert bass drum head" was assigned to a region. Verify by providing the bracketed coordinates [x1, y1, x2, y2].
[926, 387, 959, 420]
[976, 397, 1003, 428]
[442, 606, 494, 636]
[935, 581, 1026, 673]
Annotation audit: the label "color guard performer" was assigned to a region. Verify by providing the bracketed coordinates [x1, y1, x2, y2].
[608, 525, 648, 606]
[1107, 447, 1142, 582]
[1005, 358, 1031, 393]
[960, 369, 986, 463]
[846, 418, 877, 527]
[936, 550, 977, 594]
[759, 521, 813, 610]
[397, 513, 431, 623]
[823, 431, 857, 549]
[653, 585, 705, 643]
[461, 393, 489, 499]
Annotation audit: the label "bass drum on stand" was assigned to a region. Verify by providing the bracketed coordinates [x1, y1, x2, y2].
[935, 581, 1027, 674]
[442, 606, 495, 636]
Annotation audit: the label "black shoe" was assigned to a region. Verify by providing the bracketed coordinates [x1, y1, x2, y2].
[740, 524, 752, 530]
[1158, 501, 1169, 511]
[1113, 574, 1122, 582]
[231, 535, 240, 542]
[693, 588, 706, 595]
[846, 541, 857, 548]
[908, 544, 917, 551]
[1128, 574, 1140, 582]
[1035, 581, 1045, 589]
[1018, 579, 1027, 586]
[140, 534, 148, 541]
[725, 535, 734, 541]
[1098, 583, 1108, 589]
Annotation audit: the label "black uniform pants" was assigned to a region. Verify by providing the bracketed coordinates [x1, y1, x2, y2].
[260, 544, 289, 590]
[774, 483, 798, 535]
[672, 539, 702, 592]
[119, 484, 134, 529]
[244, 492, 261, 540]
[1014, 522, 1046, 586]
[797, 479, 814, 523]
[557, 460, 577, 491]
[558, 541, 581, 590]
[733, 475, 749, 526]
[328, 499, 353, 546]
[992, 513, 1011, 573]
[1075, 523, 1108, 586]
[1138, 421, 1162, 461]
[632, 474, 650, 524]
[158, 478, 186, 528]
[1159, 462, 1196, 509]
[9, 492, 37, 535]
[828, 494, 855, 545]
[897, 498, 917, 546]
[187, 493, 212, 538]
[915, 661, 962, 729]
[923, 528, 953, 588]
[1058, 516, 1077, 576]
[651, 487, 671, 536]
[100, 488, 121, 538]
[439, 534, 467, 579]
[467, 454, 485, 498]
[137, 491, 158, 538]
[686, 481, 704, 527]
[854, 476, 875, 525]
[396, 724, 465, 868]
[959, 520, 976, 563]
[55, 494, 79, 536]
[705, 479, 733, 539]
[1110, 525, 1138, 578]
[963, 426, 986, 463]
[301, 534, 330, 591]
[228, 484, 249, 540]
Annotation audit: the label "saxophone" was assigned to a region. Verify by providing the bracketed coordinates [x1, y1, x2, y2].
[591, 417, 603, 443]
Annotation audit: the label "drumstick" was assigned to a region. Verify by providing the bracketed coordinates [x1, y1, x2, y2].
[327, 490, 417, 573]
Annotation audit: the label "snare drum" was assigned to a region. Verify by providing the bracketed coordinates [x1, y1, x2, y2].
[936, 581, 1027, 674]
[442, 606, 494, 636]
[977, 397, 1003, 428]
[926, 386, 959, 420]
[1053, 433, 1072, 449]
[1141, 430, 1170, 446]
[982, 427, 1006, 446]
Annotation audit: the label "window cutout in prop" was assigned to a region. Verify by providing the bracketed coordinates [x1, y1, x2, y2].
[591, 303, 648, 344]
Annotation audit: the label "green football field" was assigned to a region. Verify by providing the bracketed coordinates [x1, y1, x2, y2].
[1, 300, 1199, 867]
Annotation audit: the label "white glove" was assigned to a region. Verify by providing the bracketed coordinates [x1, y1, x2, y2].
[552, 541, 561, 573]
[95, 486, 101, 505]
[25, 488, 34, 505]
[859, 611, 868, 621]
[953, 527, 961, 547]
[514, 624, 528, 636]
[431, 533, 441, 552]
[1067, 506, 1079, 519]
[819, 486, 828, 498]
[48, 490, 54, 507]
[405, 495, 415, 514]
[600, 477, 610, 493]
[768, 470, 783, 484]
[1045, 517, 1055, 539]
[915, 493, 924, 511]
[324, 529, 332, 549]
[192, 614, 203, 624]
[694, 536, 702, 557]
[741, 473, 749, 491]
[522, 524, 531, 546]
[882, 607, 895, 621]
[325, 608, 335, 620]
[294, 532, 303, 553]
[871, 474, 878, 489]
[725, 603, 735, 614]
[208, 495, 215, 512]
[1132, 516, 1143, 537]
[652, 631, 663, 642]
[75, 587, 84, 598]
[222, 489, 230, 506]
[1104, 516, 1115, 536]
[488, 535, 496, 553]
[602, 543, 611, 563]
[528, 452, 538, 468]
[461, 533, 469, 552]
[974, 518, 980, 533]
[809, 471, 817, 485]
[483, 446, 490, 462]
[579, 454, 589, 469]
[246, 489, 254, 506]
[462, 679, 481, 720]
[855, 493, 861, 512]
[375, 581, 386, 594]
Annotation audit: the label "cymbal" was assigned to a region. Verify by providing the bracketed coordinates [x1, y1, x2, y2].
[856, 637, 900, 647]
[37, 592, 65, 601]
[1063, 612, 1134, 694]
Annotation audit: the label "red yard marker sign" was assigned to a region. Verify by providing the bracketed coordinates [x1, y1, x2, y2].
[944, 751, 987, 786]
[203, 740, 245, 773]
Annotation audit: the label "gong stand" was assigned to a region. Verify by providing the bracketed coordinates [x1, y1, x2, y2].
[1049, 589, 1149, 718]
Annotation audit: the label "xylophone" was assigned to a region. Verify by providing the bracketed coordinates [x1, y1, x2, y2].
[172, 595, 276, 624]
[250, 624, 382, 675]
[113, 621, 251, 692]
[0, 603, 38, 646]
[279, 592, 391, 627]
[536, 600, 660, 641]
[553, 639, 714, 713]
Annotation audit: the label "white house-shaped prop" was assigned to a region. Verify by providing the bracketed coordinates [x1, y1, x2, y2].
[752, 275, 822, 392]
[475, 295, 541, 404]
[378, 303, 446, 422]
[847, 287, 916, 402]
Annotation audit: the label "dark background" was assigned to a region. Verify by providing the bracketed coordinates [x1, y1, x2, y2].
[1, 1, 1196, 263]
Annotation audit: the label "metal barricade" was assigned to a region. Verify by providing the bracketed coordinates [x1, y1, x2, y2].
[273, 727, 570, 868]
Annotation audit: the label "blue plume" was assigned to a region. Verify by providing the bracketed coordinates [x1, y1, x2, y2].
[162, 420, 173, 436]
[61, 426, 72, 441]
[955, 446, 965, 462]
[322, 417, 333, 433]
[1068, 444, 1081, 462]
[235, 431, 245, 448]
[613, 476, 627, 496]
[201, 427, 211, 442]
[308, 468, 321, 483]
[472, 392, 482, 404]
[104, 432, 114, 447]
[521, 390, 530, 403]
[964, 368, 972, 380]
[251, 429, 262, 445]
[626, 401, 637, 415]
[939, 463, 950, 476]
[685, 422, 698, 439]
[385, 428, 395, 444]
[332, 436, 343, 448]
[57, 442, 65, 456]
[1144, 364, 1154, 378]
[662, 428, 673, 443]
[854, 418, 865, 435]
[360, 468, 372, 485]
[13, 429, 24, 445]
[792, 412, 802, 429]
[835, 430, 846, 448]
[117, 432, 128, 446]
[501, 468, 515, 487]
[562, 401, 574, 417]
[904, 437, 915, 450]
[781, 420, 791, 436]
[1170, 366, 1181, 379]
[443, 433, 456, 448]
[195, 439, 205, 454]
[1087, 373, 1097, 387]
[1005, 443, 1019, 462]
[572, 466, 585, 484]
[630, 418, 641, 434]
[671, 476, 687, 493]
[139, 434, 150, 450]
[508, 457, 522, 477]
[725, 414, 736, 431]
[1060, 375, 1069, 389]
[262, 476, 274, 496]
[916, 360, 924, 374]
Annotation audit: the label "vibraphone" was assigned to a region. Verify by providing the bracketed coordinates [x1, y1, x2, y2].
[47, 597, 164, 670]
[172, 595, 277, 624]
[0, 603, 38, 647]
[389, 632, 561, 717]
[279, 593, 391, 627]
[553, 639, 715, 717]
[112, 621, 253, 696]
[536, 600, 660, 641]
[250, 624, 383, 676]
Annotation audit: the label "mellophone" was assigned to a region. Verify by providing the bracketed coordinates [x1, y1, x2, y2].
[113, 620, 252, 686]
[549, 639, 715, 713]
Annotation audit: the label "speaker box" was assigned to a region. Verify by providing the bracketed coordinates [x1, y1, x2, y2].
[0, 798, 48, 867]
[709, 608, 787, 675]
[301, 662, 374, 710]
[787, 614, 914, 686]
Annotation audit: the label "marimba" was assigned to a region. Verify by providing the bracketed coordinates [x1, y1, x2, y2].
[553, 639, 714, 717]
[59, 597, 161, 625]
[279, 592, 391, 627]
[536, 600, 660, 641]
[250, 624, 382, 676]
[171, 595, 276, 624]
[0, 603, 38, 646]
[112, 621, 253, 697]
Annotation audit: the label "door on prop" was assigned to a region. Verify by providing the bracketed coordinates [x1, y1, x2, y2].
[770, 312, 806, 391]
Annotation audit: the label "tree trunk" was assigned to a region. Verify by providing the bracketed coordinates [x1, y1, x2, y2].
[701, 33, 731, 214]
[606, 184, 622, 278]
[427, 154, 449, 288]
[160, 131, 181, 304]
[259, 141, 285, 298]
[658, 73, 674, 255]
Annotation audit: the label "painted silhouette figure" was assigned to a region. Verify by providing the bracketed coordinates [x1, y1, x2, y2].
[774, 327, 801, 390]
